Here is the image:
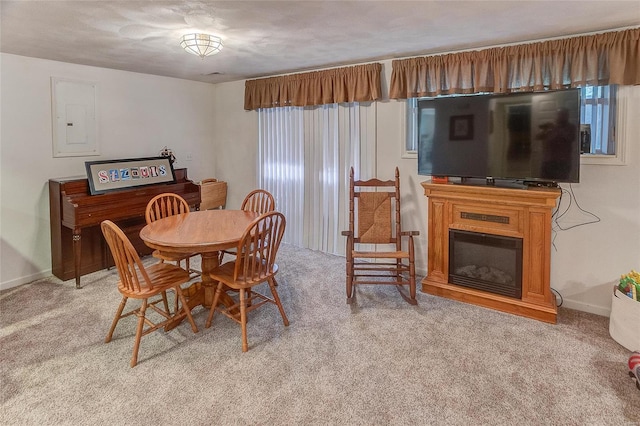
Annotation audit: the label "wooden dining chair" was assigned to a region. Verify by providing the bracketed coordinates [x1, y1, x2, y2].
[101, 220, 198, 367]
[205, 211, 289, 352]
[341, 167, 419, 305]
[219, 189, 276, 264]
[241, 189, 275, 214]
[145, 193, 200, 278]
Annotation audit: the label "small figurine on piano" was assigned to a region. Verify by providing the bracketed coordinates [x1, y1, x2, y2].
[159, 146, 176, 165]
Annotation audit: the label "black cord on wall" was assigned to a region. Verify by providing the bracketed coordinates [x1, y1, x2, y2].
[551, 287, 564, 307]
[550, 183, 601, 250]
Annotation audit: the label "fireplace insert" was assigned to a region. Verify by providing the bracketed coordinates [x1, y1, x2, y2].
[449, 230, 523, 298]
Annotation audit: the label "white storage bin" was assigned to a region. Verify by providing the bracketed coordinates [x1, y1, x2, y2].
[609, 288, 640, 352]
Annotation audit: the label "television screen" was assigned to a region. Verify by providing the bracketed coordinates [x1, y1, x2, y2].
[417, 89, 581, 184]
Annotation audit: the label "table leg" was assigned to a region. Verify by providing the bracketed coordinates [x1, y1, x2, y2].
[201, 252, 235, 308]
[164, 251, 235, 331]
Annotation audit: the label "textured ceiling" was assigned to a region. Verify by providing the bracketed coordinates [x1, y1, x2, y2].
[1, 1, 639, 84]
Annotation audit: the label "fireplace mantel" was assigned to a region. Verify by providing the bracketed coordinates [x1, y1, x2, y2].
[421, 181, 561, 323]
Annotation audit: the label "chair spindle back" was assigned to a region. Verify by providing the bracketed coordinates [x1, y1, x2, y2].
[241, 189, 276, 214]
[145, 193, 190, 224]
[101, 220, 152, 293]
[233, 212, 286, 284]
[350, 167, 402, 247]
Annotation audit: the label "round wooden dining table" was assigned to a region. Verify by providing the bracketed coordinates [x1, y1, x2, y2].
[140, 209, 259, 327]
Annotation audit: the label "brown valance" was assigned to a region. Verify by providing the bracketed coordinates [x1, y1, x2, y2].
[389, 28, 639, 98]
[244, 63, 382, 110]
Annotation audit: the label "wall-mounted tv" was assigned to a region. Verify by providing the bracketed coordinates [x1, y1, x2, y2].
[417, 89, 581, 185]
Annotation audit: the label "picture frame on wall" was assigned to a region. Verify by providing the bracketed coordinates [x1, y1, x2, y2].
[449, 114, 474, 141]
[85, 156, 176, 195]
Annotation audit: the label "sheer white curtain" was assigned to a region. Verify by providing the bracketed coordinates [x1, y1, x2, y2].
[258, 106, 305, 246]
[258, 102, 376, 255]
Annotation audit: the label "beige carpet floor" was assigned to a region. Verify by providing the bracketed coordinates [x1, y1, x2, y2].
[1, 244, 638, 425]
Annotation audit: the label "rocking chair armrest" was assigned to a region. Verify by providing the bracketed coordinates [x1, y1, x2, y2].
[400, 230, 420, 237]
[341, 230, 353, 237]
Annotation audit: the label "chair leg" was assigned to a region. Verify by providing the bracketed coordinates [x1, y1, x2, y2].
[345, 242, 353, 303]
[239, 289, 248, 352]
[268, 277, 289, 326]
[346, 262, 354, 303]
[105, 296, 128, 343]
[175, 286, 198, 333]
[131, 299, 148, 368]
[161, 291, 170, 314]
[205, 282, 224, 328]
[409, 261, 416, 301]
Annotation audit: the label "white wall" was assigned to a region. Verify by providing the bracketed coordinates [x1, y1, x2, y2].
[211, 59, 640, 317]
[210, 80, 259, 210]
[0, 53, 217, 288]
[547, 85, 640, 315]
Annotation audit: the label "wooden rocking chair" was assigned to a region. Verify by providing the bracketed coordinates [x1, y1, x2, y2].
[341, 167, 419, 304]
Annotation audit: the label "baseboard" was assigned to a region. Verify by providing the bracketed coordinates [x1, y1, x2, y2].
[0, 269, 52, 292]
[561, 298, 611, 317]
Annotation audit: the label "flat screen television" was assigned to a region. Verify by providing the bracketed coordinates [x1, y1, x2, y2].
[417, 89, 581, 185]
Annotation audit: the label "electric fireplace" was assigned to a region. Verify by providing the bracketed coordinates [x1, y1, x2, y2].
[421, 182, 560, 323]
[449, 230, 523, 299]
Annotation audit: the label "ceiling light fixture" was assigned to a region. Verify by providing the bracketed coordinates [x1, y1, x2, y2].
[180, 33, 223, 58]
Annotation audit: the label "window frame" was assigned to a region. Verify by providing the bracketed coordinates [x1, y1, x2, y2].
[580, 85, 629, 166]
[401, 98, 418, 159]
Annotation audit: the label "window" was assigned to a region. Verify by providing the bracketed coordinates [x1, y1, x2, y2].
[405, 85, 625, 165]
[403, 98, 418, 158]
[579, 85, 616, 155]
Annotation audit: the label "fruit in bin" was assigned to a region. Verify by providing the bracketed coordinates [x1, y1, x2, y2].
[619, 270, 640, 301]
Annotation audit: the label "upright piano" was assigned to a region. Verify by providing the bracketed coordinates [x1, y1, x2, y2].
[49, 168, 201, 288]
